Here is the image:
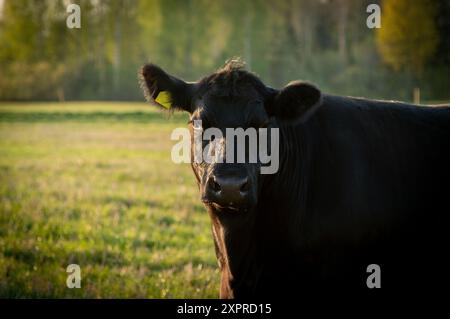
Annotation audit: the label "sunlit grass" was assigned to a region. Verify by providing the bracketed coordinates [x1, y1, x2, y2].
[0, 102, 219, 298]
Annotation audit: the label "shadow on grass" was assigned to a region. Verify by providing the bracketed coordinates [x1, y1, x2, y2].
[0, 111, 186, 123]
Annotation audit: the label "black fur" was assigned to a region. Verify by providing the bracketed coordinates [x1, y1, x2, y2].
[139, 60, 450, 298]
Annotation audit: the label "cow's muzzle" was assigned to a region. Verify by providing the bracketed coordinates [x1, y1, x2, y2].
[203, 174, 251, 209]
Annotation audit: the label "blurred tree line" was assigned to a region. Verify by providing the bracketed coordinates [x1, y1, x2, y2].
[0, 0, 448, 102]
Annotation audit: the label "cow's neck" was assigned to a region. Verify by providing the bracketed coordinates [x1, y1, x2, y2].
[258, 121, 316, 248]
[208, 206, 261, 298]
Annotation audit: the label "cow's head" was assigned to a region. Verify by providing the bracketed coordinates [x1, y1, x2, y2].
[140, 60, 322, 215]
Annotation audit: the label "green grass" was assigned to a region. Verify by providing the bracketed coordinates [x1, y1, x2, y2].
[0, 102, 220, 298]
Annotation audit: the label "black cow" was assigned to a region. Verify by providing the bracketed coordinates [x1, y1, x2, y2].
[140, 60, 450, 298]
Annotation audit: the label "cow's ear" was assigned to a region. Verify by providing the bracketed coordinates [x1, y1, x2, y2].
[139, 64, 196, 113]
[266, 81, 322, 124]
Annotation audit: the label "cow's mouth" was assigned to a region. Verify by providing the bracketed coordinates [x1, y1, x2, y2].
[212, 202, 245, 212]
[201, 198, 250, 212]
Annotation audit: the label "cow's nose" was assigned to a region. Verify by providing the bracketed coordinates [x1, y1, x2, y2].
[207, 175, 250, 207]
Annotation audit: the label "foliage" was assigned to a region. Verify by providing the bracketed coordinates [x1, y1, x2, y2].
[0, 0, 449, 102]
[376, 0, 439, 78]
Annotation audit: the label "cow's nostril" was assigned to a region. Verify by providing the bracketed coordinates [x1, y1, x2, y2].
[240, 180, 250, 192]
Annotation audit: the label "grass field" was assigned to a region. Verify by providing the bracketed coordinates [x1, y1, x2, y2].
[0, 102, 220, 298]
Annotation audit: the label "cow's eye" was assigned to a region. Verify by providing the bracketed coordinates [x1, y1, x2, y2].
[259, 120, 270, 128]
[201, 118, 211, 129]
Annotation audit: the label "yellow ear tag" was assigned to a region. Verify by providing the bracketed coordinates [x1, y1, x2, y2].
[155, 91, 172, 109]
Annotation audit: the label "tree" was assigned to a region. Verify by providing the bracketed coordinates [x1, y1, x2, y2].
[376, 0, 438, 78]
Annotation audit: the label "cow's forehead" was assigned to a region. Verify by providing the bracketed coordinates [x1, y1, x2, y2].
[205, 81, 262, 106]
[194, 93, 267, 128]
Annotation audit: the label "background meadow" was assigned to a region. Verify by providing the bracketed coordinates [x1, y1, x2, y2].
[0, 102, 220, 298]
